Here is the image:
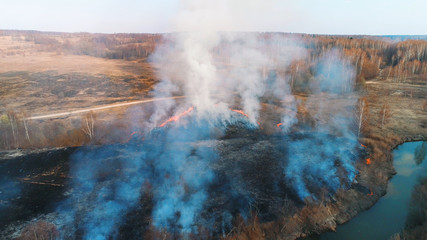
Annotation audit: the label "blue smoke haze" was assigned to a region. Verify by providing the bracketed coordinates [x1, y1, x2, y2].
[53, 44, 360, 238]
[282, 49, 358, 200]
[57, 113, 257, 239]
[0, 178, 21, 209]
[284, 134, 357, 200]
[312, 49, 356, 94]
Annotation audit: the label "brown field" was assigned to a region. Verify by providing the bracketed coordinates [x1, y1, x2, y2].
[0, 35, 145, 75]
[0, 34, 159, 119]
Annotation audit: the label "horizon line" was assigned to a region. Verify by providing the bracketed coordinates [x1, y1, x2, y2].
[1, 28, 427, 37]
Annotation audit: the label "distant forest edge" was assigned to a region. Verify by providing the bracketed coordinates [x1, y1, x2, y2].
[1, 29, 426, 82]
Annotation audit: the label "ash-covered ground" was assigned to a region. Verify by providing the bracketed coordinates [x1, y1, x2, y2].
[0, 121, 369, 239]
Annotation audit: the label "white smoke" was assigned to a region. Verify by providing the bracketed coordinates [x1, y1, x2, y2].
[150, 33, 305, 126]
[54, 1, 363, 238]
[284, 49, 359, 200]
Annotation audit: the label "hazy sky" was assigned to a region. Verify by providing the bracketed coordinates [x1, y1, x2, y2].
[0, 0, 426, 35]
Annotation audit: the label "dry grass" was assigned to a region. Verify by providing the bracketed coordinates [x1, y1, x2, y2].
[0, 35, 157, 120]
[221, 79, 427, 240]
[17, 220, 59, 240]
[0, 51, 135, 76]
[0, 36, 152, 76]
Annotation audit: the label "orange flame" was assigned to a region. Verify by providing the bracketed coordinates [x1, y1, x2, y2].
[125, 131, 144, 143]
[277, 123, 283, 128]
[229, 108, 261, 127]
[230, 109, 249, 118]
[159, 107, 194, 127]
[366, 158, 371, 165]
[352, 174, 359, 183]
[361, 143, 367, 148]
[367, 191, 373, 196]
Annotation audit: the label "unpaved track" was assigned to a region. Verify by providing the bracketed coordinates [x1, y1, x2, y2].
[26, 96, 186, 120]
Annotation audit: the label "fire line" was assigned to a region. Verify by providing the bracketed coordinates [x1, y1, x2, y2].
[159, 106, 194, 127]
[230, 109, 249, 118]
[230, 108, 261, 127]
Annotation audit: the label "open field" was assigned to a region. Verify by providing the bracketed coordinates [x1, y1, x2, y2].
[0, 35, 157, 114]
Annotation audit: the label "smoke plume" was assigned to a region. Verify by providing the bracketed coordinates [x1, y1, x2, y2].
[283, 49, 359, 200]
[54, 1, 363, 239]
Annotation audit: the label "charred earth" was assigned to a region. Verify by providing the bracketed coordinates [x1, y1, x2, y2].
[0, 122, 370, 239]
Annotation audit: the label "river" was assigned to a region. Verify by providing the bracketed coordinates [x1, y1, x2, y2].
[319, 141, 427, 240]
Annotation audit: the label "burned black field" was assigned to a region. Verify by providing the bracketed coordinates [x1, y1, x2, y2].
[0, 148, 74, 232]
[0, 120, 369, 239]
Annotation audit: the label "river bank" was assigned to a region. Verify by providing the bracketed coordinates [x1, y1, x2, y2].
[225, 79, 427, 239]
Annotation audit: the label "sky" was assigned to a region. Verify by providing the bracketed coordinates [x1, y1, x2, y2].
[0, 0, 426, 35]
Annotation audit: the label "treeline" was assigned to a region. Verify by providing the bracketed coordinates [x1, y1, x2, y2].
[279, 34, 427, 93]
[60, 33, 161, 59]
[0, 111, 137, 150]
[2, 30, 426, 81]
[1, 30, 162, 60]
[309, 36, 427, 80]
[214, 32, 427, 93]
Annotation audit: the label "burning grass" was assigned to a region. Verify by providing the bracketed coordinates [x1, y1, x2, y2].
[159, 106, 194, 127]
[31, 117, 364, 239]
[1, 95, 425, 239]
[2, 83, 425, 239]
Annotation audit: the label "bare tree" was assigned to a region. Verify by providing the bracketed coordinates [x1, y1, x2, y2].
[21, 111, 31, 145]
[7, 111, 19, 148]
[23, 118, 31, 143]
[82, 111, 95, 140]
[0, 114, 11, 149]
[379, 103, 392, 129]
[355, 97, 369, 137]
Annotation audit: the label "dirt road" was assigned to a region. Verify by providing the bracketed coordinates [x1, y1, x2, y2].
[26, 96, 186, 120]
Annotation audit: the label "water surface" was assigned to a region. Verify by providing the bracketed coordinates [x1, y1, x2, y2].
[320, 141, 427, 240]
